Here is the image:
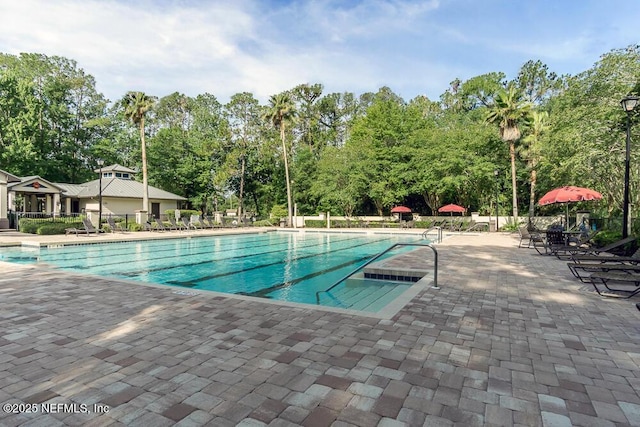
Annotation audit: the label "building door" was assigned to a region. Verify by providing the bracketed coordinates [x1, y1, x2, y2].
[151, 203, 160, 220]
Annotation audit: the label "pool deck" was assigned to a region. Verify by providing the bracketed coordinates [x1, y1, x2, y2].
[1, 230, 639, 426]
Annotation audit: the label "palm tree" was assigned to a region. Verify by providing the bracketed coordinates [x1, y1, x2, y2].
[486, 85, 531, 223]
[262, 93, 297, 227]
[122, 91, 157, 215]
[521, 110, 549, 222]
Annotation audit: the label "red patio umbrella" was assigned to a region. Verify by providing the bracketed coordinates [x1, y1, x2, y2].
[390, 206, 412, 213]
[538, 186, 602, 227]
[438, 204, 466, 214]
[538, 186, 602, 205]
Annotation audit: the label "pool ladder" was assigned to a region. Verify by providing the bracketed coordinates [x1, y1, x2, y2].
[315, 242, 439, 306]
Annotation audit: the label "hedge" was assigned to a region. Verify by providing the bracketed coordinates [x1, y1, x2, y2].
[36, 222, 83, 235]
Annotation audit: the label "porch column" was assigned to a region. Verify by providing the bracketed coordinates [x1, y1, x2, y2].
[45, 194, 52, 214]
[53, 193, 60, 216]
[30, 195, 37, 212]
[8, 191, 15, 210]
[65, 198, 71, 214]
[0, 183, 7, 229]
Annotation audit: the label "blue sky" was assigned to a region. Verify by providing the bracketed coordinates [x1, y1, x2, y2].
[0, 0, 637, 104]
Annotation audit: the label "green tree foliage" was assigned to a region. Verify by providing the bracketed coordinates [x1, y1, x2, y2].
[0, 53, 108, 182]
[2, 45, 640, 225]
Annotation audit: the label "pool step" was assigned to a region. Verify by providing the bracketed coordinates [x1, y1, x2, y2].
[328, 274, 412, 311]
[361, 251, 429, 283]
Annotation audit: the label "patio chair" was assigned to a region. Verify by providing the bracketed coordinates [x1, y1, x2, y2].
[106, 217, 126, 233]
[518, 226, 544, 248]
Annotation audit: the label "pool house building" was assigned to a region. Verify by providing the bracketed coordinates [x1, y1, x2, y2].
[0, 164, 186, 228]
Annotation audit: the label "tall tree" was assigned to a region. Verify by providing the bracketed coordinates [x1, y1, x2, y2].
[521, 110, 549, 221]
[486, 85, 532, 223]
[122, 91, 157, 214]
[225, 92, 261, 217]
[262, 93, 297, 226]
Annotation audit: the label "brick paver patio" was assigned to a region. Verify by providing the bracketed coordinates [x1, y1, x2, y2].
[1, 231, 639, 426]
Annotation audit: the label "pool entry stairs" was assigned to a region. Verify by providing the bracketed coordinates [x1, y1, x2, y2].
[315, 242, 438, 311]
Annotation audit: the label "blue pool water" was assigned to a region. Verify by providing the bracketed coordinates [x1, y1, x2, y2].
[0, 231, 426, 312]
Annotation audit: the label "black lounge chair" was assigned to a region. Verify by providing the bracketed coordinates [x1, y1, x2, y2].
[182, 217, 198, 230]
[67, 218, 106, 236]
[154, 217, 168, 232]
[168, 217, 185, 231]
[589, 269, 640, 298]
[567, 247, 640, 282]
[106, 217, 126, 233]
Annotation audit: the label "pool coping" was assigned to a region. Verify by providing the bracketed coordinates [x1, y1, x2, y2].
[6, 260, 435, 319]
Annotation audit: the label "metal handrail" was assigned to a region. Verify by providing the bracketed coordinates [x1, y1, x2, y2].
[423, 226, 442, 243]
[315, 242, 439, 305]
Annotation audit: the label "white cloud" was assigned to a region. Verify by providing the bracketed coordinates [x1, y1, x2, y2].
[0, 0, 637, 104]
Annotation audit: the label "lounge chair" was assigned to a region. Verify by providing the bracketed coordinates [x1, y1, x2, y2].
[168, 217, 185, 231]
[154, 217, 167, 232]
[182, 217, 198, 230]
[567, 247, 640, 282]
[205, 217, 220, 228]
[66, 218, 106, 236]
[198, 217, 211, 229]
[588, 269, 640, 298]
[107, 217, 126, 233]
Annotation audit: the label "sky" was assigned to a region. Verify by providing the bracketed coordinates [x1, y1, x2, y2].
[0, 0, 638, 104]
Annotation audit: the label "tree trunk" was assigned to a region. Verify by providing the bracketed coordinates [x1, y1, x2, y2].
[140, 117, 149, 214]
[528, 168, 537, 223]
[237, 155, 245, 218]
[281, 122, 293, 227]
[509, 141, 518, 223]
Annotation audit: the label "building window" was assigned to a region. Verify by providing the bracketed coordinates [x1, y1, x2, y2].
[122, 173, 129, 179]
[115, 172, 122, 178]
[103, 172, 113, 178]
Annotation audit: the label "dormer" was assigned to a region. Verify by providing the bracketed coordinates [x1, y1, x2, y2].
[94, 164, 137, 180]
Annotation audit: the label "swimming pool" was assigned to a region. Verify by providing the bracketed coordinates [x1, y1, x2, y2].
[0, 231, 429, 313]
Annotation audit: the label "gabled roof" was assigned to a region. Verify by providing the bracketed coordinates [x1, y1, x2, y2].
[77, 178, 186, 200]
[8, 176, 66, 193]
[0, 169, 20, 183]
[93, 164, 137, 174]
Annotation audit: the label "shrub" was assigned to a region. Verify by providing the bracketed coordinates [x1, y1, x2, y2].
[304, 220, 326, 228]
[164, 209, 200, 219]
[270, 204, 287, 220]
[253, 219, 274, 227]
[36, 222, 83, 235]
[128, 222, 144, 231]
[18, 219, 39, 234]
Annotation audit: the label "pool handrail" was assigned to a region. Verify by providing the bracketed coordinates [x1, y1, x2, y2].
[423, 226, 443, 243]
[315, 242, 438, 306]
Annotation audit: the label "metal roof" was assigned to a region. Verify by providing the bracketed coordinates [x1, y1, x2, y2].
[77, 178, 186, 200]
[93, 164, 138, 174]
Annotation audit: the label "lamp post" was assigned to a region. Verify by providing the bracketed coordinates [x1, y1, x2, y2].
[620, 96, 639, 238]
[97, 159, 104, 230]
[494, 169, 499, 232]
